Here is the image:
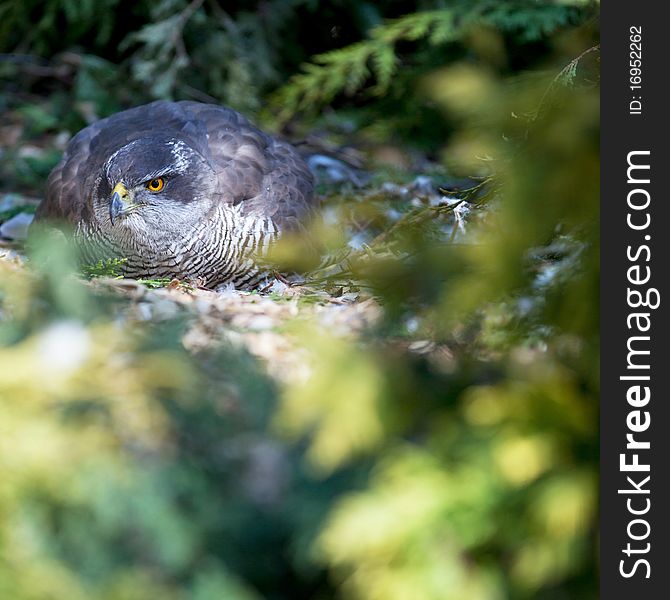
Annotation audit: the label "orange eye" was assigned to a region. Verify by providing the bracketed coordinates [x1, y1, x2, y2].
[146, 177, 165, 192]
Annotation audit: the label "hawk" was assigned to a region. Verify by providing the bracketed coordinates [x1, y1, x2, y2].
[32, 100, 315, 288]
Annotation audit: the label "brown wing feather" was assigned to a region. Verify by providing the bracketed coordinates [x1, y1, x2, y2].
[174, 102, 316, 231]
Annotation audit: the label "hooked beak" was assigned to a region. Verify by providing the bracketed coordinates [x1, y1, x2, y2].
[109, 182, 130, 225]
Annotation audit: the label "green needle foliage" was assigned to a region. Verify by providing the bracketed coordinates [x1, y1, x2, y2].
[271, 1, 589, 121]
[274, 53, 599, 599]
[81, 257, 128, 279]
[1, 2, 599, 599]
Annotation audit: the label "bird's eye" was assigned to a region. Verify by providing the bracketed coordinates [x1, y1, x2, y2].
[146, 177, 165, 192]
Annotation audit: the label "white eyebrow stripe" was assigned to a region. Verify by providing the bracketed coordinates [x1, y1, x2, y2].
[103, 138, 193, 184]
[143, 167, 174, 181]
[104, 139, 143, 181]
[166, 139, 191, 174]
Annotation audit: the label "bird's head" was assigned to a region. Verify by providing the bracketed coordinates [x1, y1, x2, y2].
[97, 136, 215, 232]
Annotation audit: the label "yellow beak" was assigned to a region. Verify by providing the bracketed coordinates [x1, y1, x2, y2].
[112, 182, 129, 199]
[109, 182, 131, 225]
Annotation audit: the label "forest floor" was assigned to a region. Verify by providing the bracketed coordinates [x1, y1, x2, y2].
[1, 182, 462, 384]
[0, 109, 474, 379]
[1, 211, 378, 382]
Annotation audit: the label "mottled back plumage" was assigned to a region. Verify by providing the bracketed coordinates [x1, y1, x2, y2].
[33, 100, 315, 288]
